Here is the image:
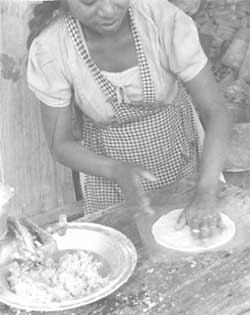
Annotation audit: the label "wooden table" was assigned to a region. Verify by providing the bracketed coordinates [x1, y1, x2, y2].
[2, 179, 250, 315]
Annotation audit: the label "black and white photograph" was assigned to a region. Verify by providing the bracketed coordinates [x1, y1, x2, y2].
[0, 0, 250, 314]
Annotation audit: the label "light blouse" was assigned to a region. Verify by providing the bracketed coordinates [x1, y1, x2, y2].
[27, 0, 208, 124]
[102, 66, 141, 103]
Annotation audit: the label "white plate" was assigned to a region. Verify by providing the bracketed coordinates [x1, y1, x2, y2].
[152, 209, 236, 252]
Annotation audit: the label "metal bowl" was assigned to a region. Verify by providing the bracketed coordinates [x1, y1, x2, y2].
[0, 223, 137, 312]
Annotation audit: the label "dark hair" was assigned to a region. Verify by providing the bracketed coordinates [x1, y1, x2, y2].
[27, 1, 64, 49]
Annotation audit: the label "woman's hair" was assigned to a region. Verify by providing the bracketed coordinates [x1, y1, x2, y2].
[27, 1, 64, 49]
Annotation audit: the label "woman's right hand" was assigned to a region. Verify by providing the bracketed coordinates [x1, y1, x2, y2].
[111, 161, 157, 215]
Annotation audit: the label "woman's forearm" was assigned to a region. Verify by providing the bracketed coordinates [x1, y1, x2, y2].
[39, 104, 119, 181]
[185, 63, 233, 195]
[52, 139, 117, 180]
[197, 105, 232, 194]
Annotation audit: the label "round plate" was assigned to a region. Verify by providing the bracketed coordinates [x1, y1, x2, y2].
[152, 209, 236, 252]
[0, 223, 137, 312]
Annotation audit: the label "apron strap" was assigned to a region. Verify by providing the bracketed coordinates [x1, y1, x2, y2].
[65, 6, 156, 104]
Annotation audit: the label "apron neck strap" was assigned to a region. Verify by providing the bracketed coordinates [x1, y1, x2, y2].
[65, 6, 156, 104]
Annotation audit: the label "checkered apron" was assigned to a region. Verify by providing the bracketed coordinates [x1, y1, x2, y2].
[66, 8, 201, 215]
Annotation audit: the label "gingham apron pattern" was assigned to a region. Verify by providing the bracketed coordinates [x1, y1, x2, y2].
[65, 8, 201, 215]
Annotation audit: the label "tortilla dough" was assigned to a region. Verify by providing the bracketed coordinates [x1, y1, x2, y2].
[152, 209, 236, 252]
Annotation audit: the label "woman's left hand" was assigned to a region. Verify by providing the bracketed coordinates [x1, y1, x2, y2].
[175, 191, 223, 239]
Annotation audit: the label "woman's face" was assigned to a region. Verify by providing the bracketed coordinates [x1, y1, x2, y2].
[65, 0, 130, 35]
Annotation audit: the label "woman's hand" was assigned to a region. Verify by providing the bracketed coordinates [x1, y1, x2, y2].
[175, 190, 223, 239]
[111, 161, 157, 215]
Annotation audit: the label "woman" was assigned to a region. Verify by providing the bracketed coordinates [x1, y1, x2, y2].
[26, 0, 232, 239]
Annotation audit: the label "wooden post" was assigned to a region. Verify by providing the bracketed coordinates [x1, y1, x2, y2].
[0, 0, 75, 221]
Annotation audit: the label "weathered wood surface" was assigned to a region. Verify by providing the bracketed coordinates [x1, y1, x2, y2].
[0, 0, 75, 218]
[1, 180, 250, 315]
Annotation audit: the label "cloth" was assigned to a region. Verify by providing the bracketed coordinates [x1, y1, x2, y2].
[64, 11, 201, 214]
[101, 66, 142, 104]
[27, 0, 208, 124]
[80, 87, 201, 214]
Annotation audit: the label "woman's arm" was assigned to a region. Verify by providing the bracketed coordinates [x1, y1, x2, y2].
[185, 62, 232, 194]
[176, 63, 232, 238]
[40, 103, 156, 209]
[40, 103, 116, 179]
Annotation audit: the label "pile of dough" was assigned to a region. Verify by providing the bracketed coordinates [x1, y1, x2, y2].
[152, 209, 236, 252]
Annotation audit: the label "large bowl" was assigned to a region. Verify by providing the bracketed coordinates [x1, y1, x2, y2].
[0, 223, 137, 312]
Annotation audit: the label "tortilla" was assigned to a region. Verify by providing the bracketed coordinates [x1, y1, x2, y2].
[152, 209, 236, 252]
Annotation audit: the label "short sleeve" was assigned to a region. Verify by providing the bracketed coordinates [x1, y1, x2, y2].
[168, 10, 208, 82]
[27, 38, 72, 107]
